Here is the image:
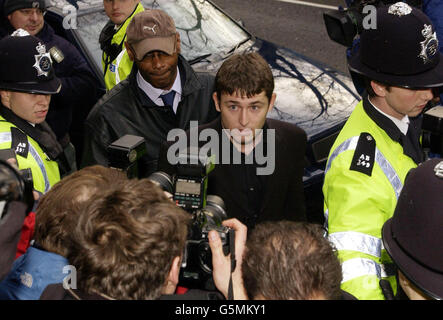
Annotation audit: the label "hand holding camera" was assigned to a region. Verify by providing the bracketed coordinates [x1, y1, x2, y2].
[209, 218, 248, 300]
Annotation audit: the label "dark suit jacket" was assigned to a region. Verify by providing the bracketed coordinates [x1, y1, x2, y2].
[157, 118, 307, 229]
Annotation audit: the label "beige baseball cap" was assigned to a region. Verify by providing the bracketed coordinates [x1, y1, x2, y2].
[126, 9, 177, 60]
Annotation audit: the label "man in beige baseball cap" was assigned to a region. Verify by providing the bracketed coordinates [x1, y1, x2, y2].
[82, 9, 218, 177]
[124, 9, 181, 90]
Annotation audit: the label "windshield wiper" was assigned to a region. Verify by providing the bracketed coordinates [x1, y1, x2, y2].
[188, 53, 212, 65]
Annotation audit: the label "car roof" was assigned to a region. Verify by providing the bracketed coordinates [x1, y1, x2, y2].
[47, 0, 104, 15]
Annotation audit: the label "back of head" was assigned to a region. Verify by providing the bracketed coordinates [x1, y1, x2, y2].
[3, 0, 46, 16]
[34, 166, 127, 257]
[69, 178, 190, 300]
[242, 221, 342, 300]
[215, 52, 274, 101]
[382, 158, 443, 300]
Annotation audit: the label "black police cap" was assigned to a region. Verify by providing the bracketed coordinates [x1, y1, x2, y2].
[382, 158, 443, 300]
[3, 0, 47, 16]
[349, 2, 443, 89]
[0, 33, 61, 95]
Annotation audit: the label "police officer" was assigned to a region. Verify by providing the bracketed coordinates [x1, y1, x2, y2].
[0, 32, 66, 195]
[1, 0, 98, 166]
[322, 2, 443, 300]
[382, 158, 443, 300]
[99, 0, 144, 90]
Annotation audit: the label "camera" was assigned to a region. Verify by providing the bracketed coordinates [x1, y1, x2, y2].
[422, 104, 443, 158]
[323, 0, 422, 47]
[0, 150, 34, 219]
[107, 135, 147, 179]
[148, 147, 235, 290]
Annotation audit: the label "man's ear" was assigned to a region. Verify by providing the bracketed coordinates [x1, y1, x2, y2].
[175, 32, 181, 54]
[212, 92, 221, 112]
[0, 90, 11, 109]
[124, 42, 135, 61]
[371, 81, 387, 97]
[162, 256, 181, 295]
[267, 92, 277, 113]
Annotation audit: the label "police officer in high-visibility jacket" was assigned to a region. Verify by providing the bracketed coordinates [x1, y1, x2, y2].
[323, 2, 443, 300]
[0, 31, 66, 195]
[99, 0, 144, 90]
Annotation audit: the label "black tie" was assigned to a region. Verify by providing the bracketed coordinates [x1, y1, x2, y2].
[161, 91, 175, 107]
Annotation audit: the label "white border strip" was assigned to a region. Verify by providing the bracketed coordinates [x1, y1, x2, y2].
[277, 0, 339, 11]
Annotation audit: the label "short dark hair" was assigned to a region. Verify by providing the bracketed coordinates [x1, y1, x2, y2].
[69, 178, 190, 300]
[365, 77, 391, 98]
[242, 221, 342, 300]
[34, 165, 127, 257]
[215, 52, 274, 101]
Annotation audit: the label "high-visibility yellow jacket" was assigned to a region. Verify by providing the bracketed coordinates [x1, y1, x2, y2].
[102, 3, 144, 90]
[0, 116, 60, 194]
[323, 99, 418, 300]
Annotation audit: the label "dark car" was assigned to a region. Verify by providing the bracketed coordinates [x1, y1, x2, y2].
[44, 0, 359, 223]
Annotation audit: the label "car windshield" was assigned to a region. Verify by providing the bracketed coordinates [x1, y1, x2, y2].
[68, 0, 250, 72]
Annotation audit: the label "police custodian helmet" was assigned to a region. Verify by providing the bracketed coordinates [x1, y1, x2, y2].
[382, 158, 443, 300]
[0, 30, 61, 95]
[348, 2, 443, 89]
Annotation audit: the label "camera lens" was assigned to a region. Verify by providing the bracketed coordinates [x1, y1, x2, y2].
[203, 195, 226, 226]
[147, 171, 174, 194]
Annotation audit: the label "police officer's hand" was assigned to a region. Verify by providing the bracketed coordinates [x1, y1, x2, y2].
[209, 218, 248, 300]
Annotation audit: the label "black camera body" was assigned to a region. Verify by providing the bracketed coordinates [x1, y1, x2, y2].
[0, 149, 34, 219]
[148, 147, 234, 290]
[107, 135, 146, 179]
[179, 195, 234, 290]
[172, 147, 215, 211]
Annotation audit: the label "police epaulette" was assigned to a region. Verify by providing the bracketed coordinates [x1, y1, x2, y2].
[349, 132, 376, 176]
[11, 126, 29, 158]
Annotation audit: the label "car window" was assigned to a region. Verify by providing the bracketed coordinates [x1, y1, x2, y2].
[73, 0, 250, 73]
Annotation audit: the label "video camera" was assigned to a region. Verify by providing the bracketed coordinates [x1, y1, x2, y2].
[0, 150, 34, 220]
[323, 0, 422, 47]
[148, 147, 235, 290]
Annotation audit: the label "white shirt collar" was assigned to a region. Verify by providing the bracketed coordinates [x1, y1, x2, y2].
[136, 67, 182, 113]
[368, 97, 410, 135]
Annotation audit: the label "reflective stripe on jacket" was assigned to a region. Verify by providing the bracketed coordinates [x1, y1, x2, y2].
[103, 3, 144, 90]
[323, 100, 417, 300]
[0, 118, 60, 194]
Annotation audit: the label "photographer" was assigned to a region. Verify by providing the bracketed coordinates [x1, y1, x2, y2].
[0, 165, 126, 300]
[40, 178, 232, 300]
[323, 3, 443, 300]
[210, 220, 357, 300]
[381, 158, 443, 300]
[0, 33, 66, 195]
